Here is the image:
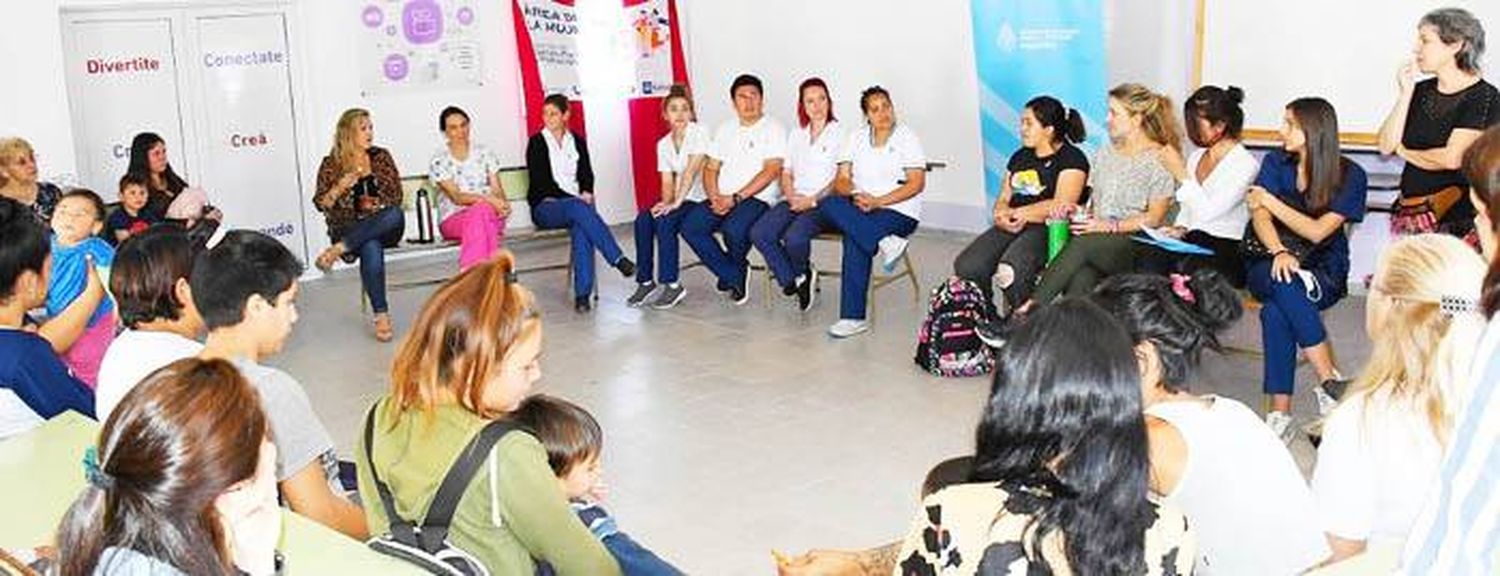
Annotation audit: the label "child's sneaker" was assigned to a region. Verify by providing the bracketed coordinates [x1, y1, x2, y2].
[650, 284, 687, 310]
[878, 235, 908, 272]
[626, 282, 658, 308]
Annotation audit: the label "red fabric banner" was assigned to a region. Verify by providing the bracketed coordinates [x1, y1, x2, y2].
[624, 0, 688, 211]
[512, 0, 587, 138]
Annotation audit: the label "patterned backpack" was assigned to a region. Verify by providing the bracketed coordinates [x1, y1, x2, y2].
[914, 277, 997, 377]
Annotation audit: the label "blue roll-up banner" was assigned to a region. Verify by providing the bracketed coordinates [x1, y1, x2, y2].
[970, 0, 1107, 209]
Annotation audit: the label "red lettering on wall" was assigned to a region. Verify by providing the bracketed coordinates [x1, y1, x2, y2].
[85, 56, 162, 75]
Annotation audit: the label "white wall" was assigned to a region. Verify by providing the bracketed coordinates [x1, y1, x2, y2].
[6, 0, 1202, 235]
[678, 0, 1199, 232]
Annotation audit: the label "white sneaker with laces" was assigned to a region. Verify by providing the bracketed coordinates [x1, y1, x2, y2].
[878, 235, 908, 272]
[828, 319, 871, 338]
[1265, 410, 1295, 443]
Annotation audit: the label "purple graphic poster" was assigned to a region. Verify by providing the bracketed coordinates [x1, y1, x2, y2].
[360, 0, 483, 95]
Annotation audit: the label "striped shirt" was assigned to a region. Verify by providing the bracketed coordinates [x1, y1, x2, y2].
[1399, 316, 1500, 574]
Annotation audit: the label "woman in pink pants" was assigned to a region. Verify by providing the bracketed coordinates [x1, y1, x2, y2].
[429, 106, 510, 269]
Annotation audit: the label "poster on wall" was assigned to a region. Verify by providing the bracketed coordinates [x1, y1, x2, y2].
[195, 13, 309, 260]
[514, 0, 582, 98]
[360, 0, 485, 95]
[969, 0, 1107, 209]
[626, 0, 672, 97]
[62, 18, 187, 201]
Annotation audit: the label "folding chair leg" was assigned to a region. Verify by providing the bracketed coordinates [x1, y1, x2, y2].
[902, 252, 920, 303]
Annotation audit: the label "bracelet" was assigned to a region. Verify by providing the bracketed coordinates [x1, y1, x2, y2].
[1272, 249, 1292, 259]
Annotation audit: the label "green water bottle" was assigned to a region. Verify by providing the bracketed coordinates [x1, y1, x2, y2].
[1046, 219, 1070, 263]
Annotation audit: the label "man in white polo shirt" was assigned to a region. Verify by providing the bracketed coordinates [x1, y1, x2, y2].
[681, 74, 787, 305]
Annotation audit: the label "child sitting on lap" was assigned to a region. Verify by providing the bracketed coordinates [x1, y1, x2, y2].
[104, 174, 162, 246]
[47, 189, 116, 387]
[513, 394, 683, 576]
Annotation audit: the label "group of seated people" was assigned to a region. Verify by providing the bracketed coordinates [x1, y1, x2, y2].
[1, 7, 1498, 575]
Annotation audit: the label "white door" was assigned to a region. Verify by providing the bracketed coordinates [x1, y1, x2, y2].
[193, 12, 309, 259]
[62, 17, 190, 203]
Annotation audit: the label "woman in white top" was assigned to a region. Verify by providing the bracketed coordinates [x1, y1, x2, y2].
[1091, 269, 1331, 575]
[96, 226, 206, 422]
[1138, 85, 1258, 288]
[429, 106, 510, 271]
[751, 78, 846, 312]
[1312, 234, 1486, 565]
[822, 86, 927, 338]
[627, 85, 708, 310]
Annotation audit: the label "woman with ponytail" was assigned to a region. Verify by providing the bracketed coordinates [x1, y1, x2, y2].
[1137, 85, 1257, 287]
[1312, 234, 1487, 566]
[355, 251, 620, 575]
[1400, 125, 1500, 574]
[56, 358, 281, 576]
[1092, 270, 1330, 575]
[953, 95, 1089, 311]
[1020, 84, 1181, 311]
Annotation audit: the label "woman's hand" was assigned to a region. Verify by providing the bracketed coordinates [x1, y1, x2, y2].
[486, 195, 511, 217]
[710, 194, 735, 216]
[853, 193, 881, 213]
[1271, 251, 1301, 283]
[1162, 225, 1188, 239]
[998, 211, 1027, 234]
[1071, 216, 1115, 235]
[1047, 203, 1079, 221]
[1397, 58, 1418, 95]
[579, 191, 594, 205]
[649, 201, 672, 218]
[1245, 186, 1271, 211]
[789, 195, 817, 213]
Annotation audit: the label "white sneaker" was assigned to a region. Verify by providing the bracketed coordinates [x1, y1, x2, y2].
[878, 235, 909, 272]
[1265, 411, 1295, 444]
[828, 319, 871, 338]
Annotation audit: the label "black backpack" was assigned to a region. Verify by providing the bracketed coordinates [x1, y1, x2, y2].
[363, 405, 518, 576]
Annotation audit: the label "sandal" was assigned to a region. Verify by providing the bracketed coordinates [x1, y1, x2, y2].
[315, 244, 345, 273]
[373, 313, 394, 343]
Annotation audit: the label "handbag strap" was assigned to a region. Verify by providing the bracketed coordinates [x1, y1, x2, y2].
[419, 417, 518, 552]
[363, 403, 419, 547]
[363, 404, 519, 553]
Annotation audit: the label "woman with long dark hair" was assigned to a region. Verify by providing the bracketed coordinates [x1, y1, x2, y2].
[954, 95, 1089, 311]
[125, 132, 222, 243]
[1093, 270, 1330, 574]
[1245, 98, 1368, 439]
[56, 358, 281, 575]
[1400, 125, 1500, 574]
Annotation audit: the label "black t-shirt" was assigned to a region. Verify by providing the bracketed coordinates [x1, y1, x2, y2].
[1004, 142, 1090, 208]
[1400, 77, 1500, 198]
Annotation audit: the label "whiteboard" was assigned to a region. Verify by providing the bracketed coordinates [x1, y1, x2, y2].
[1198, 0, 1499, 144]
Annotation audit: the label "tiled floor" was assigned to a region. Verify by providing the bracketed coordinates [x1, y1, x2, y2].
[281, 228, 1370, 574]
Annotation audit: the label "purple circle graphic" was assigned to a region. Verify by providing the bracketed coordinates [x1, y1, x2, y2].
[362, 6, 383, 27]
[383, 54, 409, 81]
[457, 7, 475, 26]
[403, 0, 444, 45]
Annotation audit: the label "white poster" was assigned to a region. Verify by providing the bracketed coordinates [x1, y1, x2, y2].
[626, 0, 673, 97]
[195, 13, 308, 259]
[517, 0, 582, 98]
[63, 18, 187, 201]
[359, 0, 485, 95]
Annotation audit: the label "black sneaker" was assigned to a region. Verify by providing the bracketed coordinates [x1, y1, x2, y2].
[574, 296, 593, 313]
[716, 280, 733, 295]
[782, 281, 798, 297]
[1314, 378, 1350, 416]
[796, 270, 818, 312]
[650, 284, 687, 309]
[729, 277, 749, 306]
[614, 257, 636, 278]
[626, 282, 657, 308]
